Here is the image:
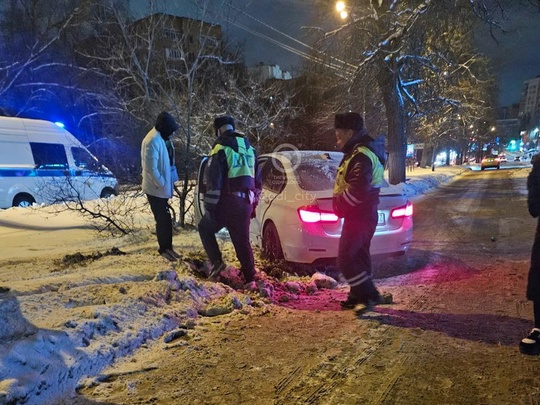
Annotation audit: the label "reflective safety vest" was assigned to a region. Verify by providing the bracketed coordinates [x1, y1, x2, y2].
[334, 145, 384, 195]
[210, 136, 256, 180]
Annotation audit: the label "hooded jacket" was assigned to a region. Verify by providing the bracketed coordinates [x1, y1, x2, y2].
[141, 112, 179, 199]
[141, 127, 174, 199]
[333, 130, 386, 218]
[203, 130, 261, 211]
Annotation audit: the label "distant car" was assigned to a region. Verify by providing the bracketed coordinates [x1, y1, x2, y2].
[481, 155, 500, 170]
[195, 150, 414, 265]
[498, 154, 507, 162]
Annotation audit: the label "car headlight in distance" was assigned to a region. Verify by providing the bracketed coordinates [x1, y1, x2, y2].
[391, 201, 413, 219]
[298, 205, 340, 223]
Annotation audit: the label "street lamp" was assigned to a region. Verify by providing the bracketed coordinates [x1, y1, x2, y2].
[335, 1, 349, 19]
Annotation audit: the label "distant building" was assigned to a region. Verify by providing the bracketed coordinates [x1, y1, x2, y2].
[248, 64, 292, 83]
[131, 13, 222, 66]
[496, 103, 520, 143]
[519, 76, 540, 131]
[518, 76, 540, 149]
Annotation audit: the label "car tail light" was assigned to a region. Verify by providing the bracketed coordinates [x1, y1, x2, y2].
[391, 201, 413, 219]
[297, 205, 340, 223]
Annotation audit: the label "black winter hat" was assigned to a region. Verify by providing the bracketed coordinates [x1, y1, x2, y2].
[213, 115, 235, 134]
[335, 112, 364, 131]
[155, 111, 180, 137]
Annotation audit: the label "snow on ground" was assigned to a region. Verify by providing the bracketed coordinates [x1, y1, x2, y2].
[0, 164, 512, 404]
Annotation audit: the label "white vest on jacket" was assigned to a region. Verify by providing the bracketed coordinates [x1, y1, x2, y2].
[141, 128, 173, 199]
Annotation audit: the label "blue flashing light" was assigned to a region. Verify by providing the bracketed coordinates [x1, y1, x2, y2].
[54, 122, 65, 128]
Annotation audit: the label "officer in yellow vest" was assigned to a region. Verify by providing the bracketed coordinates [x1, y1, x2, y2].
[198, 115, 261, 283]
[333, 112, 385, 309]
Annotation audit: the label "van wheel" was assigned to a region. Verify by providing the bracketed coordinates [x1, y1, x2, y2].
[13, 194, 35, 208]
[100, 188, 116, 198]
[262, 222, 284, 261]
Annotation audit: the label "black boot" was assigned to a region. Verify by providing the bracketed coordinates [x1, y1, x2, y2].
[520, 328, 540, 355]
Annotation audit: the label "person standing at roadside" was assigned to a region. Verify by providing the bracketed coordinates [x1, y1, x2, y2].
[141, 111, 181, 262]
[198, 115, 261, 284]
[333, 112, 385, 309]
[520, 153, 540, 355]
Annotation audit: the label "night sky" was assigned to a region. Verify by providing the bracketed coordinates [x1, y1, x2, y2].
[475, 6, 540, 106]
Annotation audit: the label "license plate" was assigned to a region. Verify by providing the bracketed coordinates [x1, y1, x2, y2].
[378, 213, 385, 225]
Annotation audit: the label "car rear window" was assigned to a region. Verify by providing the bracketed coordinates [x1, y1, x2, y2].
[294, 160, 339, 191]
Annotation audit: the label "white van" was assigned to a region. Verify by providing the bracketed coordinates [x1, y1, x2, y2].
[0, 116, 119, 208]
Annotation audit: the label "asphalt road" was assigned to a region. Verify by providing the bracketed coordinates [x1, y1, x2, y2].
[377, 165, 534, 277]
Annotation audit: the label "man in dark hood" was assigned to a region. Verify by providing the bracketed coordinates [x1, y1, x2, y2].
[198, 115, 262, 284]
[332, 112, 386, 310]
[155, 111, 180, 140]
[141, 111, 181, 262]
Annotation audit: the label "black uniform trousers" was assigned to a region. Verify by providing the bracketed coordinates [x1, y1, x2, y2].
[528, 219, 540, 300]
[527, 218, 540, 328]
[198, 194, 255, 282]
[338, 204, 380, 300]
[146, 194, 173, 253]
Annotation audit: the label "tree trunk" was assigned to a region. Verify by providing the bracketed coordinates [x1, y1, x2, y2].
[378, 68, 407, 185]
[420, 144, 432, 168]
[179, 77, 194, 229]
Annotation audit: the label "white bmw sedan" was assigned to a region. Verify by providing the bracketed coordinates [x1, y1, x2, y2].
[196, 150, 413, 265]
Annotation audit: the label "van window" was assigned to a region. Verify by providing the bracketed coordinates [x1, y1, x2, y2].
[72, 147, 99, 171]
[30, 142, 68, 169]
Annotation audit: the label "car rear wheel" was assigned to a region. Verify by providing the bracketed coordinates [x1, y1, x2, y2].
[262, 222, 284, 262]
[13, 194, 35, 208]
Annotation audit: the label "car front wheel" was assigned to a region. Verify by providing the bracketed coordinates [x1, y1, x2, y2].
[13, 194, 35, 208]
[262, 222, 284, 262]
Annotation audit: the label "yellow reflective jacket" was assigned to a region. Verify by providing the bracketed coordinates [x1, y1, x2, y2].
[333, 144, 384, 217]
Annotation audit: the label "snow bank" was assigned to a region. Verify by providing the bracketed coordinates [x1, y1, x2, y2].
[0, 269, 253, 404]
[403, 166, 467, 199]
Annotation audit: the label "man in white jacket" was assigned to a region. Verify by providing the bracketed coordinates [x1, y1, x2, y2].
[141, 111, 181, 261]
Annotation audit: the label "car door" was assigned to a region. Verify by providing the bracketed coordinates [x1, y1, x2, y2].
[249, 156, 286, 248]
[29, 142, 71, 204]
[194, 156, 209, 226]
[70, 146, 103, 200]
